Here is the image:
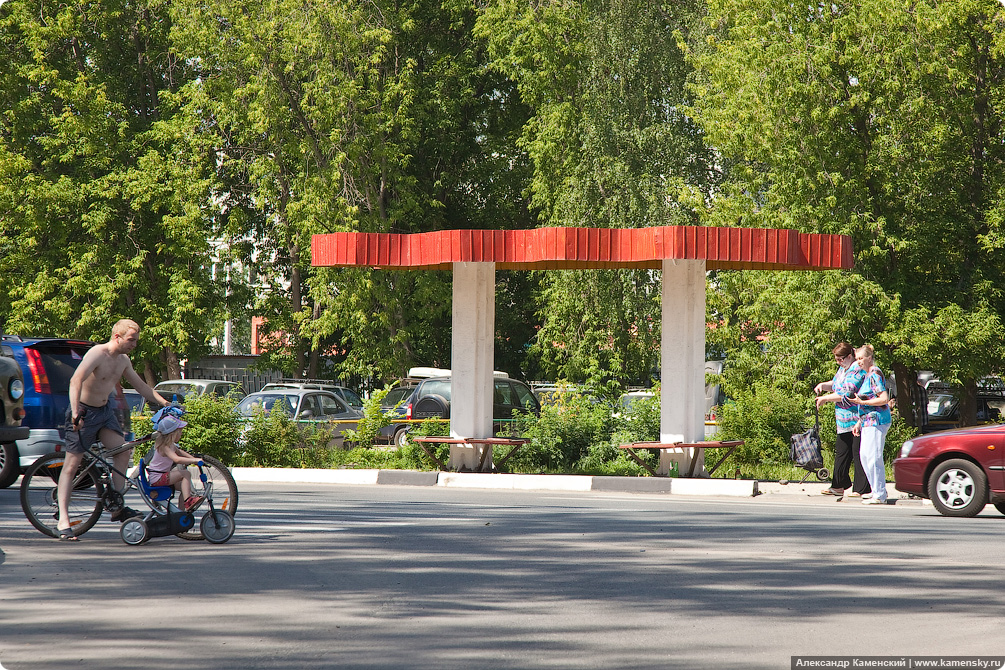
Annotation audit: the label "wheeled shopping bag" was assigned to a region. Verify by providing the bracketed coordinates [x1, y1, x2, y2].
[788, 405, 830, 483]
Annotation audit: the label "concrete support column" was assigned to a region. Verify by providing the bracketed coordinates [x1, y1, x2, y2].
[659, 259, 707, 476]
[448, 262, 496, 471]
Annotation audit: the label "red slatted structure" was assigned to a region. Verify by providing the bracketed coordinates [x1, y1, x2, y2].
[311, 226, 853, 271]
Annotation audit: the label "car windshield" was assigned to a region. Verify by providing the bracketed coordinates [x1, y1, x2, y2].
[381, 387, 413, 408]
[928, 393, 957, 419]
[237, 393, 298, 417]
[156, 383, 202, 401]
[31, 342, 92, 394]
[620, 394, 654, 410]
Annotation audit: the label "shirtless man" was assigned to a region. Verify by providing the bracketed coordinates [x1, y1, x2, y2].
[56, 319, 170, 540]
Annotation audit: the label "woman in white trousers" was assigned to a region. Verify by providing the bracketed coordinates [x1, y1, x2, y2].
[851, 345, 891, 504]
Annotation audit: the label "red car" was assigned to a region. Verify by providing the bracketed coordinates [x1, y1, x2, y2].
[893, 424, 1005, 517]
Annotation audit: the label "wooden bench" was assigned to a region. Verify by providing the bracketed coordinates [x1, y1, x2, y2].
[618, 440, 744, 478]
[410, 436, 531, 472]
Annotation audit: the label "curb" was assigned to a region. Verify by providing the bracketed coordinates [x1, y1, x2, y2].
[230, 467, 760, 497]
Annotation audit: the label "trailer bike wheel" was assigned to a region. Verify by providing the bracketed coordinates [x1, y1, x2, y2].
[200, 510, 235, 544]
[120, 517, 149, 545]
[176, 454, 239, 541]
[19, 452, 104, 539]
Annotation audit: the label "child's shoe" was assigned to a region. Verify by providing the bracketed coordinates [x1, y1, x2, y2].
[184, 495, 205, 512]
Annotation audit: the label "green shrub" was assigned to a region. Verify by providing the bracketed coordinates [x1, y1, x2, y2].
[130, 393, 242, 464]
[342, 384, 396, 449]
[237, 409, 340, 468]
[715, 382, 808, 467]
[509, 391, 613, 473]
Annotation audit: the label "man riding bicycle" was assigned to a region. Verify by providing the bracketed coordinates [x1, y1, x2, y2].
[57, 319, 170, 541]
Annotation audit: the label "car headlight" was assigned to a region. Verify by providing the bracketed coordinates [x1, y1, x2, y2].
[9, 378, 24, 401]
[899, 440, 914, 458]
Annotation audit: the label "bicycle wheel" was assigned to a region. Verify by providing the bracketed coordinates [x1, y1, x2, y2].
[176, 454, 239, 541]
[20, 452, 105, 539]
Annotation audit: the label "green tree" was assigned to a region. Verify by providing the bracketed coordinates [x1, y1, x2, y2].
[0, 0, 227, 380]
[477, 0, 716, 384]
[168, 0, 537, 383]
[691, 0, 1005, 425]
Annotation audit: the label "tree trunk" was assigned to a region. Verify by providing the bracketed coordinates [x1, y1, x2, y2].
[959, 378, 978, 427]
[165, 347, 181, 380]
[891, 361, 918, 428]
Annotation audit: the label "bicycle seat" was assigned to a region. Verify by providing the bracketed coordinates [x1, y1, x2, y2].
[138, 458, 176, 503]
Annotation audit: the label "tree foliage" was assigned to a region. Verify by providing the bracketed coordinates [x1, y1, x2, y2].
[478, 0, 717, 383]
[0, 0, 225, 379]
[693, 0, 1005, 425]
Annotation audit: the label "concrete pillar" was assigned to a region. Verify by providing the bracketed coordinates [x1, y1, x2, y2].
[659, 259, 707, 476]
[449, 262, 496, 471]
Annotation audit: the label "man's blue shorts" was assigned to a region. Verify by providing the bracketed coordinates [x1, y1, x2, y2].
[64, 403, 123, 454]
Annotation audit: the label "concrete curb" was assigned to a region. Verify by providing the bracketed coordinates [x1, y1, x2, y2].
[229, 468, 761, 497]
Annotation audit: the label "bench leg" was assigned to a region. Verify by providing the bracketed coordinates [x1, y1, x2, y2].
[493, 445, 523, 472]
[705, 446, 739, 477]
[419, 443, 449, 471]
[625, 448, 662, 478]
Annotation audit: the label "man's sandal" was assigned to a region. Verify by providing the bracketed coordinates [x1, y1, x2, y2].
[57, 527, 79, 542]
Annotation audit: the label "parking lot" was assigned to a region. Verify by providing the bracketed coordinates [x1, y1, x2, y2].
[1, 480, 1003, 669]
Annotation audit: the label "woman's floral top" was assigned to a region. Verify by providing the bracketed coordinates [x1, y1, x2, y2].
[834, 362, 866, 433]
[857, 365, 892, 428]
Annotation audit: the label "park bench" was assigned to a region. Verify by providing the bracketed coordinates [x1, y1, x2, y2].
[618, 440, 744, 478]
[410, 436, 531, 473]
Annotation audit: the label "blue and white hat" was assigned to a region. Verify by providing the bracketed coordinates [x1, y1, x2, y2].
[155, 413, 188, 435]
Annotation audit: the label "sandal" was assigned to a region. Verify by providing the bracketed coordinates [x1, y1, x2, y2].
[57, 527, 79, 542]
[184, 495, 205, 512]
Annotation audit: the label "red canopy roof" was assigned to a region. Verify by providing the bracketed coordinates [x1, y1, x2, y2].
[312, 226, 853, 271]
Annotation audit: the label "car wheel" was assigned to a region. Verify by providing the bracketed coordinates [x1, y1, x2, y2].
[394, 427, 410, 449]
[927, 458, 988, 517]
[0, 442, 20, 489]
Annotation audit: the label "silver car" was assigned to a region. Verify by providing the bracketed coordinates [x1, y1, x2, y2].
[236, 389, 361, 447]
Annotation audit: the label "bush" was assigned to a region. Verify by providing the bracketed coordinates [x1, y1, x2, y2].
[509, 391, 614, 473]
[130, 393, 242, 464]
[715, 382, 809, 467]
[342, 385, 396, 449]
[237, 408, 340, 468]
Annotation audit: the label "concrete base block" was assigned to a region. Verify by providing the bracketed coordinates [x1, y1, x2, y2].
[591, 477, 673, 493]
[230, 467, 380, 485]
[670, 477, 758, 497]
[376, 470, 439, 486]
[437, 473, 593, 491]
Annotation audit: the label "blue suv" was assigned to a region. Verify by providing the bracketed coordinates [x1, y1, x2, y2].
[0, 337, 131, 484]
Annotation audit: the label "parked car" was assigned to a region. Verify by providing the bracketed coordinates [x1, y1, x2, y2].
[893, 424, 1005, 517]
[0, 336, 136, 485]
[153, 378, 244, 407]
[122, 389, 146, 413]
[260, 379, 363, 410]
[390, 375, 540, 442]
[375, 381, 421, 448]
[0, 354, 30, 488]
[235, 389, 362, 447]
[1, 337, 94, 476]
[923, 381, 1005, 432]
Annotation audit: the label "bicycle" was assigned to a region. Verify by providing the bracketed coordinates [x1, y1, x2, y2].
[19, 433, 238, 543]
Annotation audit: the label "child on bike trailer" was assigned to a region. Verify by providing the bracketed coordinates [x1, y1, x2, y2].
[149, 412, 205, 512]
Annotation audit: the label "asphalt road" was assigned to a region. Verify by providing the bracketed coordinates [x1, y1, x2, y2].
[1, 482, 1003, 669]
